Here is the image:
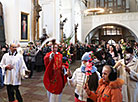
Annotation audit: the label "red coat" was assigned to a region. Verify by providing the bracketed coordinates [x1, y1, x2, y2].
[43, 51, 67, 94]
[89, 78, 124, 102]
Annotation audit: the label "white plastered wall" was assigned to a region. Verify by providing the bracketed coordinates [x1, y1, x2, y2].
[0, 0, 32, 45]
[39, 0, 60, 43]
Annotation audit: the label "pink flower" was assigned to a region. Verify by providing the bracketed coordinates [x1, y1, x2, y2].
[86, 72, 92, 76]
[85, 62, 92, 76]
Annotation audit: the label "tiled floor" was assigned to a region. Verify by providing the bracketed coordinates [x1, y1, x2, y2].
[0, 60, 81, 102]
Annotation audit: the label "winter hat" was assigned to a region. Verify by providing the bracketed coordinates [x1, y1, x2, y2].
[81, 52, 91, 61]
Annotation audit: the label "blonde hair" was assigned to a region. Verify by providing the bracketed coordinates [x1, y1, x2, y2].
[103, 65, 112, 73]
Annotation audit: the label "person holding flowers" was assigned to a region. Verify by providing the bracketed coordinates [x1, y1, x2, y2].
[68, 51, 101, 102]
[84, 65, 124, 102]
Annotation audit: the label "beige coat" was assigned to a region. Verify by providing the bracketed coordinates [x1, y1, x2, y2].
[115, 57, 138, 102]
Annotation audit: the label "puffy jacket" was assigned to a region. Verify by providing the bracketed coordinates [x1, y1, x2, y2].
[89, 78, 124, 102]
[68, 68, 101, 101]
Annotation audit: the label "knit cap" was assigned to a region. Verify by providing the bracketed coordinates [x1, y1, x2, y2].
[81, 52, 91, 61]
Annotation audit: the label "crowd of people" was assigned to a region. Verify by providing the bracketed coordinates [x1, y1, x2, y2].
[0, 39, 138, 102]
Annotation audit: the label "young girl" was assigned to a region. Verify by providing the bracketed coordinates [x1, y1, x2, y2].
[68, 52, 101, 102]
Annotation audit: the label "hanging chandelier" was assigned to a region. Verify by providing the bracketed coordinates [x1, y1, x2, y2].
[84, 8, 104, 15]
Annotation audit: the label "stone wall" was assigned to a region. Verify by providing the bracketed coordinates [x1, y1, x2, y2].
[82, 12, 138, 43]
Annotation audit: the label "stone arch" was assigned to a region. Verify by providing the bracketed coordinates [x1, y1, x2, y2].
[85, 22, 138, 43]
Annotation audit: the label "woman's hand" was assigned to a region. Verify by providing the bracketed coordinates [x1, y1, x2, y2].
[84, 83, 91, 96]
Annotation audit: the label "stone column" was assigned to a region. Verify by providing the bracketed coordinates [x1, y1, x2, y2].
[33, 0, 42, 41]
[31, 0, 35, 41]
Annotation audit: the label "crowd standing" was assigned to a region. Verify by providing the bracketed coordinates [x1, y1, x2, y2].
[0, 39, 138, 102]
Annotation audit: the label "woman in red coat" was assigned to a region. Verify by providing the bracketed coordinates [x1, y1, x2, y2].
[85, 65, 124, 102]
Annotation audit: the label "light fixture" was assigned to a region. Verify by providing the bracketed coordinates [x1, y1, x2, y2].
[109, 10, 113, 14]
[84, 8, 104, 15]
[102, 26, 114, 29]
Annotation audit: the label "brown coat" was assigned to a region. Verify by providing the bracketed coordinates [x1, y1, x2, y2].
[89, 78, 124, 102]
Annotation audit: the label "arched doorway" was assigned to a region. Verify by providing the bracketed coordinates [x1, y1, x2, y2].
[85, 24, 138, 44]
[0, 2, 6, 45]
